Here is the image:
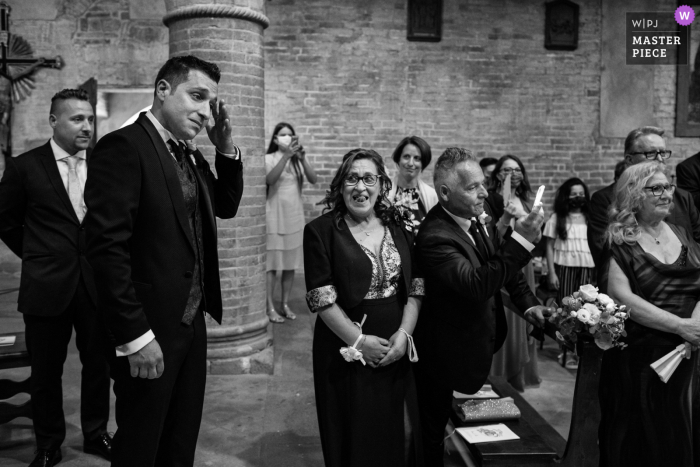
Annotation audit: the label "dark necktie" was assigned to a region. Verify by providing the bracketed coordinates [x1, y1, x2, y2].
[168, 139, 187, 166]
[469, 220, 489, 259]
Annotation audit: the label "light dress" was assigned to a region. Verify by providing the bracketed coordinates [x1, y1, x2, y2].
[489, 196, 540, 391]
[542, 213, 595, 303]
[266, 152, 304, 271]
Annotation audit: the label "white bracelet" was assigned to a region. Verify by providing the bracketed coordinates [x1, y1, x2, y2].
[399, 328, 418, 362]
[339, 315, 368, 365]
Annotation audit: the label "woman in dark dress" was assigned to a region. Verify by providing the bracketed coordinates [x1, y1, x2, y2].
[304, 149, 424, 467]
[601, 162, 700, 467]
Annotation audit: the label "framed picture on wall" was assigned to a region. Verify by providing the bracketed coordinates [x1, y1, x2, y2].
[676, 5, 700, 136]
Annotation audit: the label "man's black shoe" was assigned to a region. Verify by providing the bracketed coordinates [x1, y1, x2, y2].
[28, 449, 62, 467]
[83, 432, 112, 461]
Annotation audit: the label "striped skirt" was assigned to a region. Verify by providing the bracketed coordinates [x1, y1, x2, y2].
[554, 264, 596, 305]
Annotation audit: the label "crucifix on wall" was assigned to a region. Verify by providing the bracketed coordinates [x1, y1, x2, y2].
[0, 2, 63, 159]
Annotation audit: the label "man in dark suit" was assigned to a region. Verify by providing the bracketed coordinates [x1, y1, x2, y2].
[0, 89, 112, 467]
[588, 126, 700, 268]
[414, 148, 550, 466]
[84, 56, 244, 466]
[676, 151, 700, 210]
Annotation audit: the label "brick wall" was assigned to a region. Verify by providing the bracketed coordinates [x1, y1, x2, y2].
[264, 0, 700, 222]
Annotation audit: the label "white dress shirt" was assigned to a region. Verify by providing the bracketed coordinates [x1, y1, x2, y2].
[50, 138, 87, 219]
[441, 205, 538, 316]
[115, 111, 240, 357]
[441, 205, 534, 252]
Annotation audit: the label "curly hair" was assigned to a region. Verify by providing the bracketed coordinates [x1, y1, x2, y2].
[318, 149, 392, 228]
[553, 177, 590, 241]
[606, 162, 669, 246]
[391, 136, 432, 171]
[488, 154, 533, 202]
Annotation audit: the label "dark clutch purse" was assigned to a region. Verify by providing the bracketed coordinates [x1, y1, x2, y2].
[456, 397, 521, 423]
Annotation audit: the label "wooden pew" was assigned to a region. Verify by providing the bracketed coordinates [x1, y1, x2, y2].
[0, 331, 32, 424]
[447, 290, 603, 466]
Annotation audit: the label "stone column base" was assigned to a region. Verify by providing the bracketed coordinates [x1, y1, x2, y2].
[206, 317, 273, 374]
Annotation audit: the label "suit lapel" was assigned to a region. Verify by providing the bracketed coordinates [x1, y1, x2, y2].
[136, 114, 195, 253]
[434, 206, 486, 264]
[40, 142, 80, 224]
[186, 150, 216, 234]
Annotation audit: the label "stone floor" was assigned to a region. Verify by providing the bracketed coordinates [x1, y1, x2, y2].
[0, 273, 575, 466]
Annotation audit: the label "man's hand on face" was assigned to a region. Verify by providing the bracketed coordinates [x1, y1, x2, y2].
[514, 206, 544, 244]
[127, 338, 164, 379]
[205, 98, 236, 154]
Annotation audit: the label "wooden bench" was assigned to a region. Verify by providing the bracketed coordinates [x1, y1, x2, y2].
[446, 290, 604, 467]
[0, 331, 33, 424]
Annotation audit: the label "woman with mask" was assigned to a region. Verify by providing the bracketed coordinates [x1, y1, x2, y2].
[266, 122, 317, 323]
[543, 178, 595, 369]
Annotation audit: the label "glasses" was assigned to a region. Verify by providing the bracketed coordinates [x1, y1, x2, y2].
[643, 183, 676, 197]
[500, 168, 522, 174]
[345, 174, 381, 187]
[627, 150, 672, 160]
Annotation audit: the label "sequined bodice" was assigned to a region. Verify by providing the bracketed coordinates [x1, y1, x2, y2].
[359, 227, 402, 299]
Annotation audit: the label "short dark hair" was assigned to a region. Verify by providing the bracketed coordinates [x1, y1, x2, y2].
[50, 88, 89, 115]
[391, 136, 432, 171]
[624, 126, 664, 155]
[154, 55, 221, 93]
[479, 157, 498, 169]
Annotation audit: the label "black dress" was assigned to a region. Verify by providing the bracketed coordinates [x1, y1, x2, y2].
[599, 224, 700, 467]
[304, 213, 424, 467]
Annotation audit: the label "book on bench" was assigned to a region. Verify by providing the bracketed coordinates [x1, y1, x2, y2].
[0, 335, 16, 347]
[456, 423, 520, 444]
[455, 397, 521, 423]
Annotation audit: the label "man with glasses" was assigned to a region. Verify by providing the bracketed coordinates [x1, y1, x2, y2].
[676, 149, 700, 210]
[588, 126, 700, 268]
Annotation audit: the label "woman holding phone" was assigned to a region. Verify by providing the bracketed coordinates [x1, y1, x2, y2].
[266, 122, 318, 323]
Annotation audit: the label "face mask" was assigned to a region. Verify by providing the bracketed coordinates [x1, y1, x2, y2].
[568, 197, 587, 209]
[277, 135, 292, 148]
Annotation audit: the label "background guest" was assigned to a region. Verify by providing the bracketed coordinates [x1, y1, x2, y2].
[265, 122, 317, 323]
[588, 126, 700, 269]
[0, 89, 112, 467]
[479, 156, 498, 180]
[543, 177, 595, 369]
[304, 148, 424, 466]
[488, 154, 541, 391]
[600, 161, 700, 467]
[387, 136, 437, 232]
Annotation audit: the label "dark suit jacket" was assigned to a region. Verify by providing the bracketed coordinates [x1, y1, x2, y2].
[0, 141, 98, 316]
[415, 204, 539, 394]
[84, 113, 243, 347]
[676, 152, 700, 209]
[587, 182, 700, 268]
[303, 212, 418, 312]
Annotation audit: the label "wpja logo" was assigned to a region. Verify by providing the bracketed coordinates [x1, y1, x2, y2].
[626, 9, 692, 65]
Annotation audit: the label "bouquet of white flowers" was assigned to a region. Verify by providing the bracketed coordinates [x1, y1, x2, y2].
[548, 284, 630, 351]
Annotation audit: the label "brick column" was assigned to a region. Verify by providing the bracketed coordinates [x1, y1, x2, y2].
[163, 0, 271, 374]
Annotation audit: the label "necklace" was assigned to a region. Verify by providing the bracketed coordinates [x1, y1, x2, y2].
[642, 226, 662, 245]
[346, 214, 379, 237]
